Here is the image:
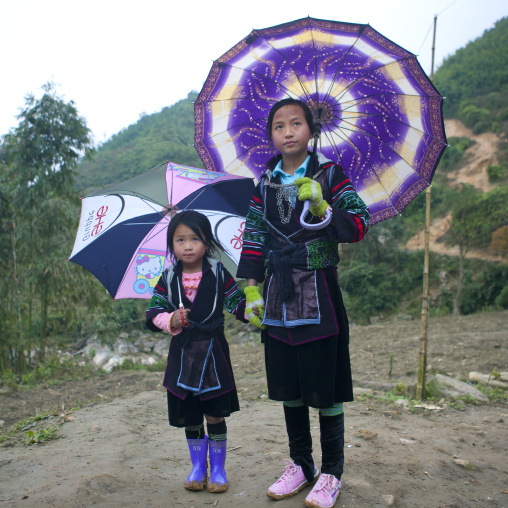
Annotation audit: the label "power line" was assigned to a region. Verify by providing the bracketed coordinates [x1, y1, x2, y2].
[417, 0, 461, 55]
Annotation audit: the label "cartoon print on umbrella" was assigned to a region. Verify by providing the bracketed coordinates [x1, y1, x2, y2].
[194, 16, 447, 225]
[69, 161, 255, 299]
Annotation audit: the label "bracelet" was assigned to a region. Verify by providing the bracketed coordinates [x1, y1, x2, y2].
[179, 307, 187, 327]
[319, 204, 333, 221]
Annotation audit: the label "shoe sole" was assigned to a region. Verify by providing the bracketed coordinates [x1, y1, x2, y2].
[303, 482, 341, 508]
[184, 479, 206, 491]
[207, 482, 228, 493]
[266, 473, 320, 500]
[303, 492, 341, 508]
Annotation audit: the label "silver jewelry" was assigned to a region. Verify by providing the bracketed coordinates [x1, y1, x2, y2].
[266, 182, 298, 224]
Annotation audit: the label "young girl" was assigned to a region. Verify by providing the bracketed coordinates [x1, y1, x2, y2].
[146, 211, 247, 494]
[238, 98, 370, 508]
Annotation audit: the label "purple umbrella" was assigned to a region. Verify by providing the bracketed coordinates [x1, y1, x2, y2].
[194, 17, 447, 225]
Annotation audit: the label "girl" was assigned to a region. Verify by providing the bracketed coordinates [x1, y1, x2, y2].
[238, 99, 370, 508]
[146, 210, 247, 494]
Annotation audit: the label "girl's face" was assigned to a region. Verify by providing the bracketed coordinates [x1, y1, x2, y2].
[271, 104, 312, 163]
[172, 223, 207, 273]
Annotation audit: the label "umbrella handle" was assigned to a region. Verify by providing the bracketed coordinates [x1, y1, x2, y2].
[300, 200, 332, 230]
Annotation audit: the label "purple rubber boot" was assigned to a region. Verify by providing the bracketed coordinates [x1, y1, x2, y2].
[207, 439, 228, 493]
[184, 436, 208, 491]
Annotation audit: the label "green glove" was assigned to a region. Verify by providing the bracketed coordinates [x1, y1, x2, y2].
[244, 286, 266, 330]
[294, 177, 329, 217]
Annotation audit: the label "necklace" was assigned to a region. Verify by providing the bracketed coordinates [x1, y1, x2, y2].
[265, 182, 298, 224]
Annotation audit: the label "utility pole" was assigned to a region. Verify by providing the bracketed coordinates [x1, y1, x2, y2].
[416, 15, 437, 401]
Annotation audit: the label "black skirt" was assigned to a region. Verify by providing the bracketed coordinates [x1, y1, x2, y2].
[164, 331, 240, 428]
[263, 268, 353, 408]
[166, 388, 240, 428]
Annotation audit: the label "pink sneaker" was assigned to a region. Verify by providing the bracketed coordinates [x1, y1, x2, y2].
[267, 459, 319, 500]
[304, 473, 342, 508]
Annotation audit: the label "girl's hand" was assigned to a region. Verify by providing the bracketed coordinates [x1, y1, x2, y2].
[171, 307, 190, 329]
[294, 177, 329, 217]
[245, 286, 267, 330]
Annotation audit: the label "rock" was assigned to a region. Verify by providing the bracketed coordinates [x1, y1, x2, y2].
[139, 339, 155, 352]
[412, 403, 445, 411]
[433, 374, 489, 402]
[153, 339, 170, 357]
[353, 380, 393, 391]
[114, 339, 138, 355]
[452, 458, 470, 468]
[469, 371, 508, 389]
[137, 355, 157, 366]
[394, 399, 410, 408]
[382, 494, 396, 506]
[354, 388, 374, 396]
[83, 342, 122, 372]
[355, 429, 377, 440]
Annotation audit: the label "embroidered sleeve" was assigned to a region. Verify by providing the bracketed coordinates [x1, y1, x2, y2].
[145, 270, 177, 332]
[222, 267, 248, 322]
[237, 184, 269, 282]
[328, 165, 370, 243]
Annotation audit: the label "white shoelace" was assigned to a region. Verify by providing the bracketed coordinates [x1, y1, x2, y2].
[277, 459, 300, 484]
[312, 474, 340, 495]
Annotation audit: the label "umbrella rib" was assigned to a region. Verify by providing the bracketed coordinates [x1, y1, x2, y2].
[250, 29, 316, 104]
[310, 22, 320, 117]
[211, 59, 313, 104]
[326, 116, 434, 187]
[104, 190, 167, 209]
[201, 92, 441, 148]
[321, 24, 368, 107]
[338, 93, 445, 142]
[322, 126, 403, 217]
[194, 97, 272, 143]
[325, 54, 424, 106]
[221, 140, 269, 175]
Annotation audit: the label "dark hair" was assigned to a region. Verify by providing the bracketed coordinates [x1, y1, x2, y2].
[266, 98, 315, 142]
[166, 210, 223, 260]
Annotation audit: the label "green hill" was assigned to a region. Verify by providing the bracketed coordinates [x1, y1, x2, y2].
[434, 16, 508, 135]
[77, 91, 202, 192]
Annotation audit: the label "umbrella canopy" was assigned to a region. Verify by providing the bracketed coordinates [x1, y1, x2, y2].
[194, 16, 447, 225]
[69, 161, 254, 299]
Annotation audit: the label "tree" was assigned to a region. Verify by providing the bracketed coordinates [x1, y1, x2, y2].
[446, 185, 482, 314]
[0, 82, 94, 370]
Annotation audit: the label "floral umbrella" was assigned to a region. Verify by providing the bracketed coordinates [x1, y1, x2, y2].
[194, 16, 447, 224]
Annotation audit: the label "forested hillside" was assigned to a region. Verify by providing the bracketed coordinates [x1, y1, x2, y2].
[434, 16, 508, 136]
[77, 92, 202, 192]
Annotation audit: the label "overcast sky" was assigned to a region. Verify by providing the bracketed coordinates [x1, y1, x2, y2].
[1, 0, 507, 145]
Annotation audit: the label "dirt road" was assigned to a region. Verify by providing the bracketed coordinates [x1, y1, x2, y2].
[1, 311, 507, 507]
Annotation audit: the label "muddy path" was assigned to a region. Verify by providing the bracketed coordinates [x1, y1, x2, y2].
[1, 310, 507, 507]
